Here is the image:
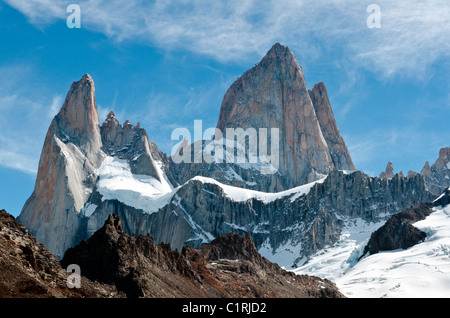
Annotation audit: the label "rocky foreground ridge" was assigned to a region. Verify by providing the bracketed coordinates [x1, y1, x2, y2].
[0, 209, 120, 298]
[0, 209, 343, 298]
[61, 213, 343, 298]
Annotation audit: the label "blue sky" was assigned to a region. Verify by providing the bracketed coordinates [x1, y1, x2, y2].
[0, 0, 449, 217]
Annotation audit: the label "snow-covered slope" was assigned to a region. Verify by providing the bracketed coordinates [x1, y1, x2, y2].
[93, 156, 324, 215]
[94, 156, 174, 214]
[335, 204, 450, 297]
[291, 216, 389, 279]
[293, 199, 450, 298]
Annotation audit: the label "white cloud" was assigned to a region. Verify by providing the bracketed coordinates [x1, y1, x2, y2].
[0, 136, 38, 174]
[48, 94, 63, 118]
[0, 64, 59, 175]
[5, 0, 450, 78]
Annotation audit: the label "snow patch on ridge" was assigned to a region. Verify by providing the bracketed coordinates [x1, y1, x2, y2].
[95, 155, 326, 217]
[96, 156, 175, 214]
[190, 175, 326, 204]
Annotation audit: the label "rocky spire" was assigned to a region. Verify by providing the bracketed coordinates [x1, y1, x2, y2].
[100, 112, 163, 182]
[420, 161, 433, 178]
[19, 74, 169, 257]
[379, 161, 395, 179]
[55, 74, 103, 161]
[309, 82, 356, 171]
[18, 74, 104, 258]
[419, 148, 450, 195]
[216, 43, 342, 187]
[434, 147, 450, 170]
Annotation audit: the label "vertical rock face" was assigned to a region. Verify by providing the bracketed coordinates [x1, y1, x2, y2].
[168, 44, 355, 193]
[18, 74, 104, 258]
[56, 74, 103, 162]
[309, 82, 355, 171]
[216, 43, 353, 187]
[16, 47, 441, 273]
[18, 75, 168, 258]
[430, 148, 450, 193]
[380, 147, 450, 195]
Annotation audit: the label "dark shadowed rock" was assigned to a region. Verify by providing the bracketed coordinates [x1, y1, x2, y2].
[62, 214, 344, 298]
[0, 209, 119, 298]
[433, 187, 450, 207]
[360, 202, 434, 259]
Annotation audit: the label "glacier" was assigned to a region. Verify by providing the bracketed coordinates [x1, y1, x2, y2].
[293, 201, 450, 298]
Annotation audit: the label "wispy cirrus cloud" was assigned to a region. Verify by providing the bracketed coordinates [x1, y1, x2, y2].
[0, 64, 62, 174]
[5, 0, 450, 78]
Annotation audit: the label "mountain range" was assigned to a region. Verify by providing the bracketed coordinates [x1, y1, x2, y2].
[11, 43, 450, 297]
[0, 207, 342, 298]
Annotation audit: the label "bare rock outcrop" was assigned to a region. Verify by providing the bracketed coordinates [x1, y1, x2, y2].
[0, 209, 119, 298]
[360, 203, 433, 259]
[379, 161, 395, 179]
[434, 187, 450, 207]
[407, 170, 418, 178]
[309, 82, 355, 171]
[61, 214, 344, 298]
[215, 43, 350, 188]
[18, 75, 166, 258]
[420, 148, 450, 195]
[100, 111, 162, 181]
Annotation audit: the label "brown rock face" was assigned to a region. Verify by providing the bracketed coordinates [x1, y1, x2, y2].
[18, 75, 166, 258]
[0, 209, 119, 298]
[309, 82, 355, 171]
[216, 43, 354, 187]
[56, 74, 103, 160]
[379, 161, 395, 179]
[61, 214, 344, 298]
[18, 74, 104, 258]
